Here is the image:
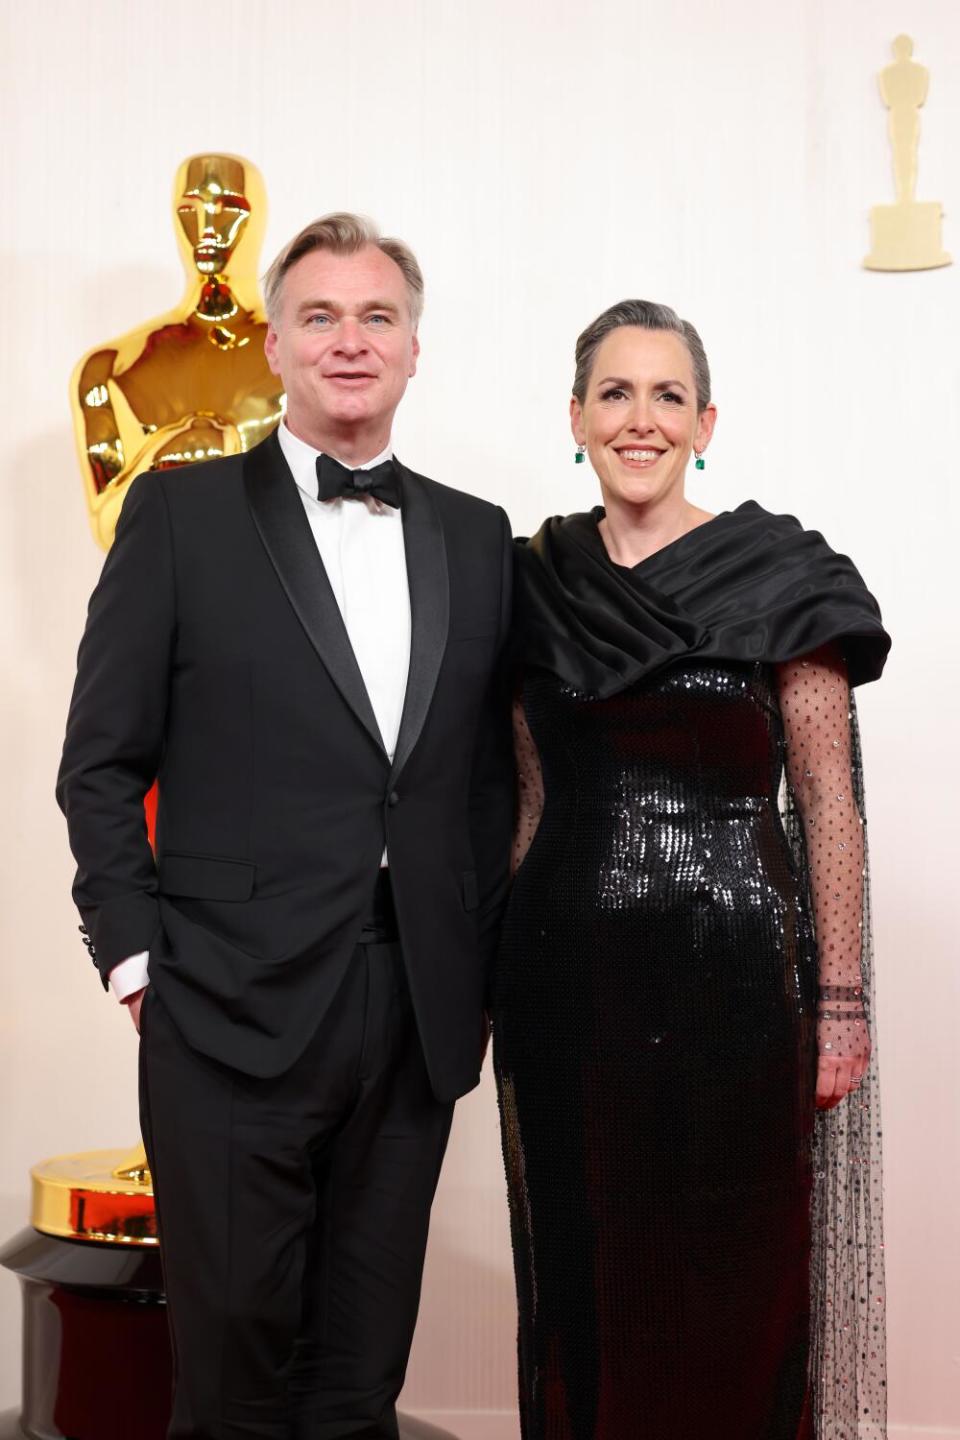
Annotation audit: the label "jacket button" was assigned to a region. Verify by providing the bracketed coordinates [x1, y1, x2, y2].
[388, 791, 400, 807]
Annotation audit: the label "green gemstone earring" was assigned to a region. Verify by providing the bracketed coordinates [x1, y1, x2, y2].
[694, 450, 705, 470]
[575, 444, 586, 464]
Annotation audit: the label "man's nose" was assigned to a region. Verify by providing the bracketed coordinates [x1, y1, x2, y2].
[335, 319, 367, 355]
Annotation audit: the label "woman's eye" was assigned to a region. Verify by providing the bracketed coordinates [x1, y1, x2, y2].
[658, 390, 684, 404]
[600, 387, 627, 401]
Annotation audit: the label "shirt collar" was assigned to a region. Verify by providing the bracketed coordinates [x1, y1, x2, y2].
[277, 420, 394, 502]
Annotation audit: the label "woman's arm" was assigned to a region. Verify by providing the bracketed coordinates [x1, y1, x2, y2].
[776, 643, 870, 1109]
[511, 691, 544, 877]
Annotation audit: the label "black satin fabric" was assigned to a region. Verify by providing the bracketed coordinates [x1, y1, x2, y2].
[516, 502, 890, 696]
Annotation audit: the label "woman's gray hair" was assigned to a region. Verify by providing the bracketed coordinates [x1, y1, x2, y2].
[573, 299, 711, 411]
[262, 212, 424, 326]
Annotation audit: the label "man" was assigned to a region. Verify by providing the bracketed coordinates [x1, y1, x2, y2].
[57, 213, 513, 1439]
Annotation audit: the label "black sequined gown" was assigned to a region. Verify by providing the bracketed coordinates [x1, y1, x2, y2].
[494, 506, 891, 1440]
[495, 662, 818, 1440]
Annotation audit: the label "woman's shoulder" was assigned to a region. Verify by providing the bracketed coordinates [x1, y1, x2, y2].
[689, 501, 890, 686]
[513, 510, 599, 547]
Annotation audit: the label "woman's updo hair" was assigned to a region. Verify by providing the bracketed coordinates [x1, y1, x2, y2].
[573, 299, 711, 412]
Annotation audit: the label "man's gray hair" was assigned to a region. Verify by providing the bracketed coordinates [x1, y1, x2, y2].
[262, 212, 424, 327]
[573, 299, 711, 412]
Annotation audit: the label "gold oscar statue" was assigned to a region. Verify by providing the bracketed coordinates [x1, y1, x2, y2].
[71, 152, 284, 551]
[864, 35, 952, 272]
[34, 155, 283, 1243]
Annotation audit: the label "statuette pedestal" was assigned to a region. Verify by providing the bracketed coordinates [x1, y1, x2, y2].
[864, 201, 951, 271]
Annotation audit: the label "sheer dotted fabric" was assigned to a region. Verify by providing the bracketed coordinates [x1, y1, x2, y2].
[511, 693, 544, 877]
[779, 647, 886, 1439]
[778, 646, 870, 1075]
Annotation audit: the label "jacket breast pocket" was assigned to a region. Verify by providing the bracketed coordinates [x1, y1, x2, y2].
[158, 853, 256, 902]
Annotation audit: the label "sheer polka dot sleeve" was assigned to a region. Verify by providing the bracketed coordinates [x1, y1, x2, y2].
[776, 643, 870, 1067]
[511, 689, 544, 877]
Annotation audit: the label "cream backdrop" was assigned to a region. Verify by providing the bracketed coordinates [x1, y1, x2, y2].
[1, 0, 957, 1434]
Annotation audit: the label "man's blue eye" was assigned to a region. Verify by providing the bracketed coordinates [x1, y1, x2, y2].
[307, 314, 331, 326]
[367, 314, 390, 325]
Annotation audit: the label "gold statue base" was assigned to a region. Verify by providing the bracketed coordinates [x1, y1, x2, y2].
[31, 1145, 157, 1245]
[864, 201, 952, 271]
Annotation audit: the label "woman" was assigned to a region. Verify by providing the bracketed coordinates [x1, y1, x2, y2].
[493, 300, 889, 1440]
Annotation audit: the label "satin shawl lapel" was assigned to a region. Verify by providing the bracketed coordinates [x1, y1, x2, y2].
[391, 462, 449, 783]
[243, 433, 386, 755]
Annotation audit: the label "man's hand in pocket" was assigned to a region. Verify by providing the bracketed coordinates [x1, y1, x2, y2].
[125, 988, 147, 1034]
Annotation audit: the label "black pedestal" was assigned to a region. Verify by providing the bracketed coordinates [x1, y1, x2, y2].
[0, 1228, 457, 1439]
[0, 1227, 171, 1440]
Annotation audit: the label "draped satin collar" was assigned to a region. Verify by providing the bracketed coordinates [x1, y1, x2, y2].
[516, 502, 890, 698]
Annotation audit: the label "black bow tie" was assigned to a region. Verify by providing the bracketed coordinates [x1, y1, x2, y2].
[315, 454, 402, 509]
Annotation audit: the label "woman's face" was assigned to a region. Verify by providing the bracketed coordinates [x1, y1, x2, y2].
[571, 327, 716, 510]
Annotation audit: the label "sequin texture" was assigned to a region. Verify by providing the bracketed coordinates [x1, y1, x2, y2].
[494, 654, 885, 1440]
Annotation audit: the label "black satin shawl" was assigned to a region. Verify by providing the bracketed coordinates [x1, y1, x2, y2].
[516, 502, 890, 697]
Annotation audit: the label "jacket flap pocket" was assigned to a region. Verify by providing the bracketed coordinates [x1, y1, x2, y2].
[159, 853, 255, 901]
[462, 870, 480, 912]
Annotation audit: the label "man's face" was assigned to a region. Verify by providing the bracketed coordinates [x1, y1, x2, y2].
[265, 246, 419, 442]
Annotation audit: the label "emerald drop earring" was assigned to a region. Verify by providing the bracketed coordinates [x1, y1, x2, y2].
[694, 450, 705, 471]
[575, 444, 586, 464]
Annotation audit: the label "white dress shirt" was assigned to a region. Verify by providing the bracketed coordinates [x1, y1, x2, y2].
[110, 423, 412, 1002]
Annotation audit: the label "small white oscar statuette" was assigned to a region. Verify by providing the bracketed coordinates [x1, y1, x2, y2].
[864, 35, 951, 272]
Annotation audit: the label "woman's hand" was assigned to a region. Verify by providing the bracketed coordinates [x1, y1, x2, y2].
[815, 998, 871, 1108]
[815, 1046, 870, 1108]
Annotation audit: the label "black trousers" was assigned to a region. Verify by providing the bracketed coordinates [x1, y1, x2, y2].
[139, 934, 454, 1440]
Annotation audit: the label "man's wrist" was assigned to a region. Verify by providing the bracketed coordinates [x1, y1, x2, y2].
[109, 952, 151, 1002]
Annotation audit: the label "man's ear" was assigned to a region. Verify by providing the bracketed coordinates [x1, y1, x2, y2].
[264, 324, 281, 377]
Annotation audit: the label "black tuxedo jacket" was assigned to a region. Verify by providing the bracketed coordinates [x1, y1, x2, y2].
[57, 433, 514, 1102]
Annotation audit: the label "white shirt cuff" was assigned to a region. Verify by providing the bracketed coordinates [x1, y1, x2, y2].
[109, 952, 150, 1002]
